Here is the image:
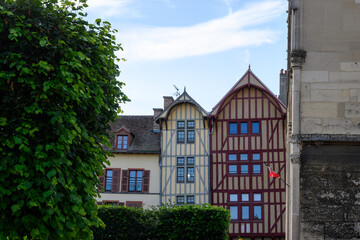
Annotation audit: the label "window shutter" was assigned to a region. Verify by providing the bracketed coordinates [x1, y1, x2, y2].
[143, 170, 150, 193]
[121, 170, 128, 192]
[98, 169, 106, 193]
[112, 168, 121, 192]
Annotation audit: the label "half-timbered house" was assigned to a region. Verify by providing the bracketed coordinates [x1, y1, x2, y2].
[209, 68, 286, 239]
[156, 91, 210, 205]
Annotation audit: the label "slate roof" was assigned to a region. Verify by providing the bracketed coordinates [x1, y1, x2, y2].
[107, 115, 160, 154]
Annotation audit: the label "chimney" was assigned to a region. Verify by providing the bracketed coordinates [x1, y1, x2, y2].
[153, 108, 163, 132]
[163, 96, 174, 110]
[278, 69, 287, 106]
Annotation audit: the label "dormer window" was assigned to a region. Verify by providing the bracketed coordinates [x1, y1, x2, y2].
[117, 135, 128, 150]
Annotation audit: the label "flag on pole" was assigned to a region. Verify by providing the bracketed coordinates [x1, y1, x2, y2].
[263, 163, 289, 187]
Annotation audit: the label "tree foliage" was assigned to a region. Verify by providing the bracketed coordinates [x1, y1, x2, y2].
[0, 0, 128, 238]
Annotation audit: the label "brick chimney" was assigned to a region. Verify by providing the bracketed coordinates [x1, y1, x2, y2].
[153, 108, 163, 132]
[163, 96, 174, 110]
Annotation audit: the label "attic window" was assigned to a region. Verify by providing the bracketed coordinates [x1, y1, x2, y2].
[117, 135, 128, 150]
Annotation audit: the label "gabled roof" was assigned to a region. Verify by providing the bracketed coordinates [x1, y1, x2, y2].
[107, 115, 160, 153]
[210, 67, 286, 117]
[156, 90, 208, 121]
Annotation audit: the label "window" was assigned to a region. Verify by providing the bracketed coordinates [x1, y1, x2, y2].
[252, 153, 261, 161]
[254, 193, 261, 202]
[177, 131, 185, 143]
[241, 165, 248, 174]
[229, 194, 238, 202]
[229, 123, 238, 134]
[229, 154, 237, 161]
[126, 201, 142, 208]
[241, 193, 249, 201]
[187, 130, 195, 143]
[187, 121, 195, 129]
[252, 122, 260, 134]
[177, 157, 185, 165]
[242, 206, 249, 220]
[229, 165, 237, 174]
[240, 122, 248, 133]
[177, 121, 185, 129]
[103, 201, 119, 206]
[117, 135, 128, 150]
[187, 157, 194, 165]
[240, 154, 248, 161]
[187, 195, 195, 204]
[187, 167, 194, 182]
[253, 164, 261, 174]
[177, 167, 184, 182]
[254, 206, 262, 220]
[230, 206, 238, 220]
[129, 170, 143, 192]
[105, 169, 113, 192]
[177, 196, 185, 204]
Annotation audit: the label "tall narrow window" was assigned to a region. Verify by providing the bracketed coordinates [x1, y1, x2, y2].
[230, 206, 238, 220]
[105, 170, 113, 192]
[187, 130, 195, 143]
[177, 131, 185, 143]
[177, 167, 184, 182]
[129, 170, 143, 192]
[252, 122, 260, 134]
[187, 167, 194, 182]
[117, 135, 128, 150]
[240, 122, 248, 133]
[229, 123, 238, 134]
[254, 206, 262, 220]
[242, 206, 250, 220]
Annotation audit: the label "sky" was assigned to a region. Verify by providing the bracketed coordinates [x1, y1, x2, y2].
[84, 0, 288, 115]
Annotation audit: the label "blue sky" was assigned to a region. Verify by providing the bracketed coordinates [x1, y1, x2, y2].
[84, 0, 288, 115]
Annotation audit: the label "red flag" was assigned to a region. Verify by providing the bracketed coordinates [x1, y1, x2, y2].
[269, 169, 280, 178]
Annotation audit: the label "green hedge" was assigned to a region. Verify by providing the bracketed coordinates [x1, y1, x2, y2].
[94, 204, 230, 240]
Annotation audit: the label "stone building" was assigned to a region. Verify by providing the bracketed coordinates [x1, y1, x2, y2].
[286, 0, 360, 239]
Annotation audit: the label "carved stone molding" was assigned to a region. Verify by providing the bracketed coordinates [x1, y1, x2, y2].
[290, 153, 301, 164]
[290, 50, 307, 66]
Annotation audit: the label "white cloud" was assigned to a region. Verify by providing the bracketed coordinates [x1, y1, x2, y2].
[117, 1, 286, 61]
[85, 0, 139, 18]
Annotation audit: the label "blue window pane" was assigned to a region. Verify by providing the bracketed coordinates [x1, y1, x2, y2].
[229, 154, 237, 161]
[254, 206, 262, 219]
[187, 130, 195, 143]
[229, 165, 237, 174]
[254, 193, 261, 201]
[241, 123, 248, 133]
[230, 123, 237, 134]
[240, 154, 248, 161]
[252, 122, 260, 133]
[177, 131, 185, 143]
[230, 206, 238, 220]
[253, 165, 261, 173]
[241, 165, 248, 173]
[242, 206, 249, 220]
[105, 170, 113, 191]
[253, 153, 261, 161]
[241, 193, 249, 201]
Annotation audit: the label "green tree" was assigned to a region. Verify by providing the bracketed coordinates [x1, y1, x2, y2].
[0, 0, 129, 238]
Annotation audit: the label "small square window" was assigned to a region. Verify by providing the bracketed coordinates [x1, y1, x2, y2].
[241, 165, 248, 174]
[240, 154, 248, 161]
[187, 157, 194, 165]
[252, 122, 260, 134]
[229, 154, 237, 161]
[254, 206, 262, 220]
[242, 206, 249, 220]
[229, 123, 237, 134]
[241, 193, 249, 201]
[253, 164, 261, 174]
[229, 165, 237, 174]
[177, 121, 185, 129]
[177, 157, 184, 165]
[240, 122, 248, 134]
[177, 131, 185, 143]
[252, 153, 261, 161]
[230, 206, 238, 220]
[187, 195, 195, 204]
[177, 196, 185, 204]
[187, 130, 195, 143]
[254, 193, 261, 201]
[229, 194, 238, 202]
[187, 121, 195, 129]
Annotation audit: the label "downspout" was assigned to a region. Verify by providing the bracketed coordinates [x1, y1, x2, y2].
[208, 117, 214, 204]
[159, 119, 163, 206]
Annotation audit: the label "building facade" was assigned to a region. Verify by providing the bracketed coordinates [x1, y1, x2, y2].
[209, 69, 287, 239]
[97, 116, 161, 208]
[286, 0, 360, 239]
[157, 92, 210, 205]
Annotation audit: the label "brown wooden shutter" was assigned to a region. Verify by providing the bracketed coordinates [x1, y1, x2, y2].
[98, 169, 106, 193]
[143, 170, 150, 193]
[111, 168, 121, 192]
[121, 170, 129, 192]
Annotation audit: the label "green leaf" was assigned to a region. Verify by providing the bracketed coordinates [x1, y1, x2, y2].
[11, 204, 21, 213]
[46, 169, 56, 179]
[39, 38, 47, 47]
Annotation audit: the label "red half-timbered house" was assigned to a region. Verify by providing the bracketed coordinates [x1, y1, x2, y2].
[209, 68, 286, 240]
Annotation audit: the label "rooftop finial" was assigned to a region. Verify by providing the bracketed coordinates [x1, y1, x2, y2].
[184, 86, 186, 93]
[248, 64, 251, 70]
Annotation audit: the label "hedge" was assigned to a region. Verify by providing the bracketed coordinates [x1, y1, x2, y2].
[94, 204, 230, 240]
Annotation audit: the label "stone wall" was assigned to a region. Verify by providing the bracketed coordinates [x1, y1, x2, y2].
[300, 144, 360, 240]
